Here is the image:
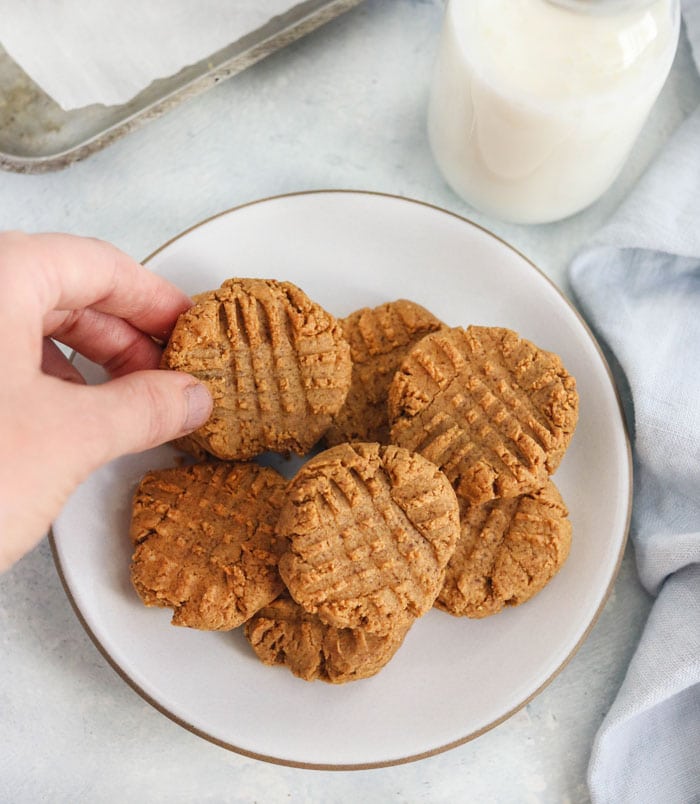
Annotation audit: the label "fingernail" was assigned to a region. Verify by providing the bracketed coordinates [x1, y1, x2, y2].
[183, 382, 213, 433]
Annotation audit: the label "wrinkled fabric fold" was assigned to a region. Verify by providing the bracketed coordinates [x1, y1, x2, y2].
[569, 4, 700, 800]
[586, 565, 700, 802]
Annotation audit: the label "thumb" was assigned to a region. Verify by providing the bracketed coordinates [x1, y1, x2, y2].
[69, 370, 212, 468]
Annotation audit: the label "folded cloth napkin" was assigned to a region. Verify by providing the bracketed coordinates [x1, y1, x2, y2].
[569, 4, 700, 801]
[0, 0, 304, 110]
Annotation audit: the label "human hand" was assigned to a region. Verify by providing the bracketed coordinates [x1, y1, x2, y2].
[0, 232, 213, 572]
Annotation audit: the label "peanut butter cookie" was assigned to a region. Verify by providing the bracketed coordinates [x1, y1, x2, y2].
[388, 326, 578, 505]
[436, 480, 572, 618]
[277, 442, 460, 635]
[162, 278, 352, 460]
[130, 461, 287, 630]
[324, 299, 445, 446]
[244, 594, 412, 683]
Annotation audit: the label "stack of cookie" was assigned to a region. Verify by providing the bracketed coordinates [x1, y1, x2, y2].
[128, 278, 578, 684]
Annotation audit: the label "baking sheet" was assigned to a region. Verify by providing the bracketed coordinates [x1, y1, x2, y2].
[0, 0, 363, 174]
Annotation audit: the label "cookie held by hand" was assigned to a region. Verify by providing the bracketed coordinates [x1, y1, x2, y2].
[162, 278, 352, 460]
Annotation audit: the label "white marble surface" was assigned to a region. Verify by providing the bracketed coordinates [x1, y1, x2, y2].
[1, 2, 698, 801]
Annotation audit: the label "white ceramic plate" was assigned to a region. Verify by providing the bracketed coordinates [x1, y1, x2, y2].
[51, 191, 631, 769]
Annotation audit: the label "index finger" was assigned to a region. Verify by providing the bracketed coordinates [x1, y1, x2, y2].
[0, 231, 192, 343]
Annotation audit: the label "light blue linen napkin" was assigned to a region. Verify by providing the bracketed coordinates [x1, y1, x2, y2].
[569, 4, 700, 801]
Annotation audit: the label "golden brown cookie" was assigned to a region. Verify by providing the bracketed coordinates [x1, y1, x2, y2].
[277, 442, 460, 635]
[129, 461, 288, 630]
[244, 594, 412, 683]
[388, 326, 578, 505]
[436, 479, 572, 618]
[162, 278, 352, 460]
[324, 300, 445, 446]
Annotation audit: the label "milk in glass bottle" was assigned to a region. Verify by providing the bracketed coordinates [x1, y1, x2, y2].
[427, 0, 681, 223]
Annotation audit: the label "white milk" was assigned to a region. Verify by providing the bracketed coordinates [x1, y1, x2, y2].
[428, 0, 680, 224]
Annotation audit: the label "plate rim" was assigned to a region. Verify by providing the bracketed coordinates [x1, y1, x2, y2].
[49, 188, 633, 770]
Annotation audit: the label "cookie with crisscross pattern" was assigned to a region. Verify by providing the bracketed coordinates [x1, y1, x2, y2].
[277, 442, 460, 635]
[324, 299, 445, 446]
[388, 326, 578, 505]
[129, 461, 287, 630]
[162, 278, 352, 460]
[436, 479, 572, 618]
[244, 593, 412, 683]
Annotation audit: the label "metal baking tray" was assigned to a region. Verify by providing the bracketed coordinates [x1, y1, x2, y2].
[0, 0, 363, 174]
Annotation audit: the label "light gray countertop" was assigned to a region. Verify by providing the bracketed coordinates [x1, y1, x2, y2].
[1, 2, 699, 801]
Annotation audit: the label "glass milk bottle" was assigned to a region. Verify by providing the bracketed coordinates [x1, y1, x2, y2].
[427, 0, 681, 224]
